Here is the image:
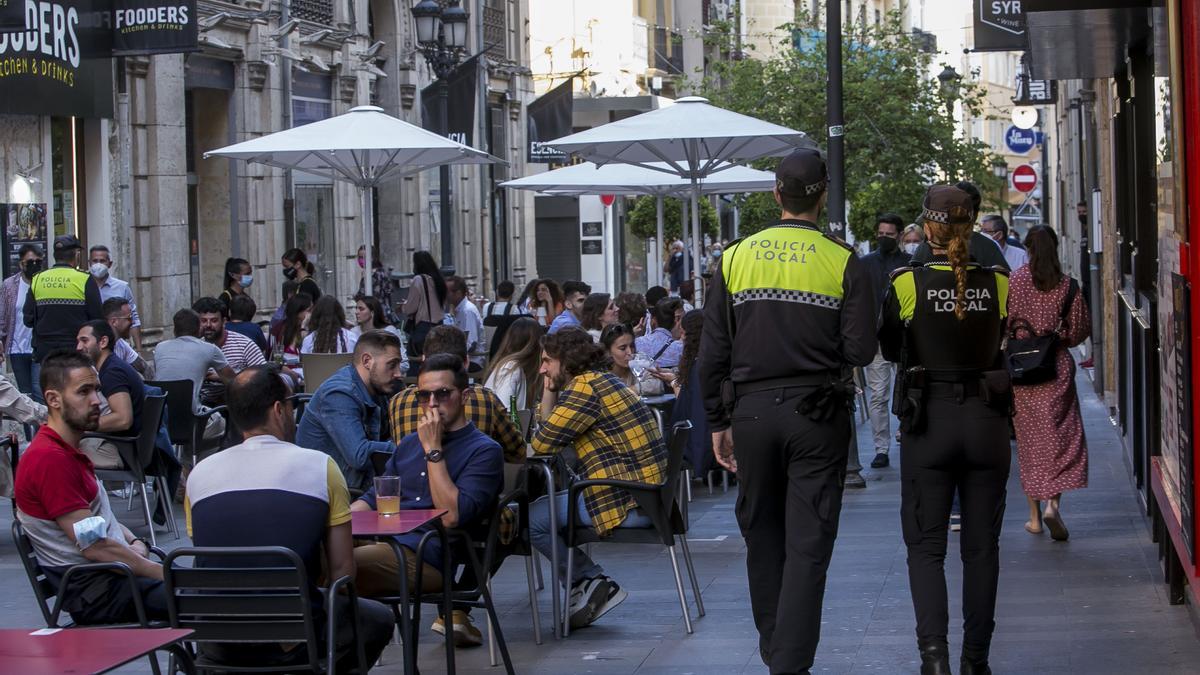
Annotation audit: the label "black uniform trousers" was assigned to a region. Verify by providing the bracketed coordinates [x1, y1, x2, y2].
[900, 389, 1010, 653]
[731, 386, 850, 675]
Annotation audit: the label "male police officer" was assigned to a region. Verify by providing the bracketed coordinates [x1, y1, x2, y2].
[24, 235, 103, 386]
[700, 149, 877, 674]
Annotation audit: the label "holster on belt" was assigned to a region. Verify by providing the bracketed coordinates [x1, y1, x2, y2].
[795, 376, 856, 423]
[895, 366, 927, 434]
[979, 369, 1014, 415]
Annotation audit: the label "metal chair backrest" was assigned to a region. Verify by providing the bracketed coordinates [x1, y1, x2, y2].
[135, 396, 167, 470]
[659, 421, 692, 516]
[163, 546, 322, 670]
[12, 521, 59, 626]
[301, 353, 355, 394]
[146, 379, 198, 446]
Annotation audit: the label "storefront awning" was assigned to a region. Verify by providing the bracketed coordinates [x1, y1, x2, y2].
[1025, 0, 1154, 80]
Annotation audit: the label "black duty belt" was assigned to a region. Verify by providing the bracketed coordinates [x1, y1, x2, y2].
[734, 371, 839, 397]
[923, 368, 986, 383]
[926, 380, 982, 397]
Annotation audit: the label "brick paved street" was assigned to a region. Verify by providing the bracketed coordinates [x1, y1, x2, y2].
[2, 372, 1198, 673]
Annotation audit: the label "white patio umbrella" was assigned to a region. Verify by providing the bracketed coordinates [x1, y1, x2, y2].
[547, 96, 813, 294]
[204, 105, 500, 294]
[500, 161, 776, 286]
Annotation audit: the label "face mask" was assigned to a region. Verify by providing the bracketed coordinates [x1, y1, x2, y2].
[283, 266, 298, 280]
[239, 275, 254, 288]
[89, 263, 109, 279]
[713, 249, 722, 258]
[1078, 213, 1087, 224]
[356, 257, 366, 269]
[876, 236, 898, 254]
[22, 259, 42, 277]
[903, 242, 919, 256]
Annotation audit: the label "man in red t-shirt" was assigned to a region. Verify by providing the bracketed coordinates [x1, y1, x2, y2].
[14, 349, 166, 624]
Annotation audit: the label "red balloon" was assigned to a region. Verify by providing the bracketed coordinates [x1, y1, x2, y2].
[600, 194, 616, 206]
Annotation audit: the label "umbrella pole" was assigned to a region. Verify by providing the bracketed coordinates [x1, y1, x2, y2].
[361, 185, 374, 296]
[655, 196, 664, 287]
[691, 181, 702, 306]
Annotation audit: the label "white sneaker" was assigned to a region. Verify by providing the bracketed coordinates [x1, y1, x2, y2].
[568, 577, 610, 629]
[590, 577, 628, 624]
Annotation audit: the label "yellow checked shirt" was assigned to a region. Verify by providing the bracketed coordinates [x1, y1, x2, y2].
[531, 370, 667, 536]
[389, 385, 526, 464]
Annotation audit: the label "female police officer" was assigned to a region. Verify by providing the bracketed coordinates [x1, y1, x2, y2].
[878, 185, 1011, 675]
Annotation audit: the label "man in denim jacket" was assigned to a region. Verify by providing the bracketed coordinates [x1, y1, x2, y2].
[295, 330, 406, 492]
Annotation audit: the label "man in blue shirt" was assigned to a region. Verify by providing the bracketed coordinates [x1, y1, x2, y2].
[352, 353, 503, 647]
[547, 280, 591, 334]
[635, 297, 685, 367]
[295, 330, 406, 492]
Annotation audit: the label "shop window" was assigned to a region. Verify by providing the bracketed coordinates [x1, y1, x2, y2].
[50, 117, 85, 241]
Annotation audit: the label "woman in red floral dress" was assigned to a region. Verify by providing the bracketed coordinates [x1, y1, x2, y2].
[1009, 225, 1091, 541]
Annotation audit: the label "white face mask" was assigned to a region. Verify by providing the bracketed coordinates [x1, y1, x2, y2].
[903, 242, 919, 256]
[90, 263, 109, 278]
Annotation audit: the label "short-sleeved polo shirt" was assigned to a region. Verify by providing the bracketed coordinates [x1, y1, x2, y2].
[97, 354, 145, 436]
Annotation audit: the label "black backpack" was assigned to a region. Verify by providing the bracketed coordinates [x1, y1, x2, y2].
[1005, 278, 1077, 386]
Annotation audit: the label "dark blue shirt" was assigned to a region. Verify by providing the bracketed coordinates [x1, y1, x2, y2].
[359, 422, 503, 568]
[98, 353, 144, 437]
[226, 321, 269, 356]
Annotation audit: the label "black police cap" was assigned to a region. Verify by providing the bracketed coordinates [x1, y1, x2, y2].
[775, 148, 828, 198]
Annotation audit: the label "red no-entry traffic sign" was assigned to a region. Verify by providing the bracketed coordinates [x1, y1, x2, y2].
[1012, 164, 1038, 193]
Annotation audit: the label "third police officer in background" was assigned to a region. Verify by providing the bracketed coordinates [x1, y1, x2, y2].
[879, 185, 1011, 675]
[699, 148, 876, 675]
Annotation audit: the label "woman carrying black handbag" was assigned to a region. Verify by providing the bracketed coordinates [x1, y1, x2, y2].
[1007, 225, 1091, 541]
[401, 251, 447, 372]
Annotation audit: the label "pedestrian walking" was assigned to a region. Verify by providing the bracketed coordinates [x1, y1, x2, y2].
[281, 248, 322, 301]
[1009, 225, 1091, 541]
[699, 148, 877, 674]
[860, 213, 910, 468]
[878, 185, 1012, 675]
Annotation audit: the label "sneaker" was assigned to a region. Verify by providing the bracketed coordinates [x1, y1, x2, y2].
[845, 471, 867, 489]
[430, 610, 483, 647]
[568, 577, 611, 629]
[870, 452, 890, 469]
[589, 577, 628, 624]
[949, 513, 962, 532]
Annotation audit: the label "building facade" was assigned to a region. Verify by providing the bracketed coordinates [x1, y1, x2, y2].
[0, 0, 536, 345]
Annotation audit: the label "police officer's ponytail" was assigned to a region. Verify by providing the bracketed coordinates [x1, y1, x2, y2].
[944, 227, 971, 321]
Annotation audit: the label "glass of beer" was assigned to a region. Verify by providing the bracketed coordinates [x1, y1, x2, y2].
[374, 476, 401, 517]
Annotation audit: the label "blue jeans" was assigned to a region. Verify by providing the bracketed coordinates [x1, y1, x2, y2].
[528, 492, 653, 588]
[9, 353, 41, 402]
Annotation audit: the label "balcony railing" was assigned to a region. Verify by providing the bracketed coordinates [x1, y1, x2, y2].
[483, 3, 507, 61]
[650, 26, 682, 74]
[291, 0, 333, 26]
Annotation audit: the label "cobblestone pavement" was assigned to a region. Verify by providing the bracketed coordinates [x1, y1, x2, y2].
[2, 372, 1197, 673]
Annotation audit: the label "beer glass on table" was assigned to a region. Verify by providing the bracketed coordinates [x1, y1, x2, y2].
[375, 476, 401, 517]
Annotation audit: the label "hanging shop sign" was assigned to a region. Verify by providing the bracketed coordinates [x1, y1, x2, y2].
[0, 0, 115, 117]
[111, 0, 198, 56]
[1013, 73, 1057, 105]
[420, 56, 478, 146]
[973, 0, 1027, 52]
[528, 77, 574, 164]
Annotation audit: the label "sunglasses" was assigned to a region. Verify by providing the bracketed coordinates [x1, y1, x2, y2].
[415, 388, 458, 403]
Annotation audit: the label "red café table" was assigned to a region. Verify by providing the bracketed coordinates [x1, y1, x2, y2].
[351, 508, 455, 674]
[0, 627, 194, 674]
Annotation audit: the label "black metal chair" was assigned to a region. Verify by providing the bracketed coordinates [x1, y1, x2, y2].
[84, 395, 173, 546]
[562, 421, 704, 636]
[163, 546, 366, 675]
[146, 379, 227, 467]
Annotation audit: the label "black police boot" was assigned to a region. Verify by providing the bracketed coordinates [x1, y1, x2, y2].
[960, 647, 992, 675]
[918, 639, 952, 675]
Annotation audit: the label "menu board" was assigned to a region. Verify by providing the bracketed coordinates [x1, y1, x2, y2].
[1172, 273, 1194, 559]
[2, 204, 48, 278]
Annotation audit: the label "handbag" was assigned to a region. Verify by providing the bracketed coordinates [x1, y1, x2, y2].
[404, 274, 439, 357]
[1005, 278, 1077, 386]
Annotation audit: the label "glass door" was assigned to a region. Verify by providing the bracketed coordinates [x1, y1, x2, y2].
[294, 185, 338, 299]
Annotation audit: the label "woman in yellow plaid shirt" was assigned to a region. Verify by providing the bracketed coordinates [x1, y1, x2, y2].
[528, 327, 667, 629]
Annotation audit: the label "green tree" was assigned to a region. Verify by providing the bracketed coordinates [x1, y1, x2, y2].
[698, 10, 1002, 240]
[627, 195, 719, 242]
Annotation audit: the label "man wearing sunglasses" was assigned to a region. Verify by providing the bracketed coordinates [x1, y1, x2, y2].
[352, 353, 503, 647]
[296, 330, 406, 492]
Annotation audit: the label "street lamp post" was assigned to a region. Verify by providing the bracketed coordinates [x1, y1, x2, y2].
[411, 0, 469, 270]
[937, 65, 961, 180]
[992, 158, 1009, 221]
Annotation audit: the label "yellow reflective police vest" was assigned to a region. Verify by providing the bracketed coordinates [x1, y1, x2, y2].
[31, 265, 91, 305]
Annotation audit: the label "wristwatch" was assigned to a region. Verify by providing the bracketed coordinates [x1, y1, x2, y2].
[425, 449, 444, 463]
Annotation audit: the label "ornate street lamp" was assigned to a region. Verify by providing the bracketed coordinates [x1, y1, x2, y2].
[411, 0, 470, 269]
[937, 65, 961, 116]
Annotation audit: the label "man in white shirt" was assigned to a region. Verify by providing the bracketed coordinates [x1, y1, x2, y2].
[0, 244, 45, 405]
[89, 245, 142, 350]
[444, 275, 484, 372]
[980, 216, 1028, 271]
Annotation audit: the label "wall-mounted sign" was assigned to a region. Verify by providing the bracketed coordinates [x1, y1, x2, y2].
[581, 240, 603, 255]
[111, 0, 198, 56]
[0, 0, 115, 117]
[1014, 74, 1057, 105]
[528, 77, 574, 164]
[581, 221, 602, 238]
[1011, 164, 1038, 193]
[1005, 125, 1037, 155]
[973, 0, 1026, 52]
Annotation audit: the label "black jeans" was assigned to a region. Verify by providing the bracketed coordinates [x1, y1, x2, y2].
[731, 387, 850, 675]
[45, 567, 169, 625]
[901, 392, 1010, 653]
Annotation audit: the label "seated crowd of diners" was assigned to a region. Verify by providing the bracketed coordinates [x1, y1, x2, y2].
[6, 258, 715, 670]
